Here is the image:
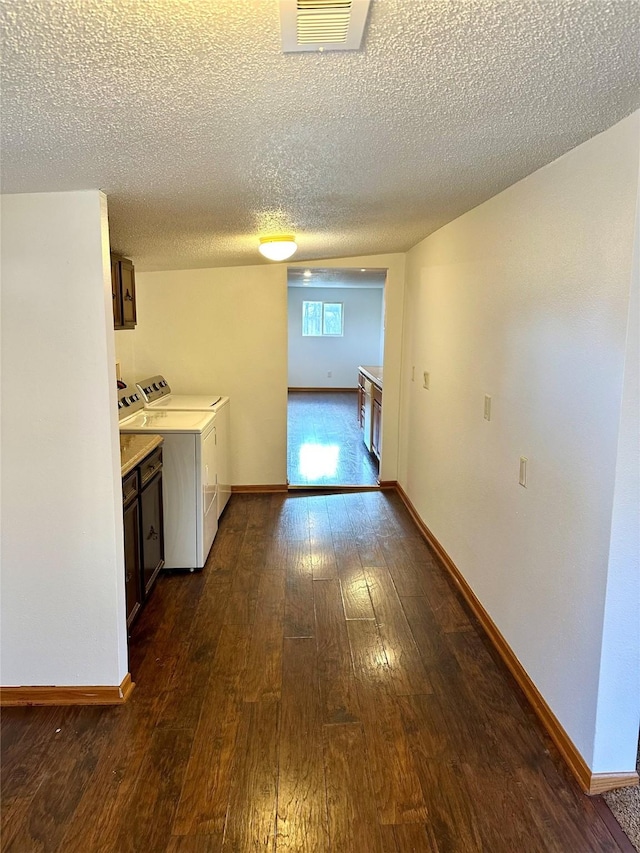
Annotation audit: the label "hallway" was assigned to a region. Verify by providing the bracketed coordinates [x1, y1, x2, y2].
[1, 491, 627, 852]
[287, 390, 379, 487]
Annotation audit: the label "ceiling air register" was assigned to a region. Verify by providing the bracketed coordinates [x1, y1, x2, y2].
[280, 0, 372, 53]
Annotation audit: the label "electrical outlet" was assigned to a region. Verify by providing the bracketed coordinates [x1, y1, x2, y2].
[484, 395, 492, 421]
[519, 457, 528, 487]
[423, 371, 430, 390]
[327, 371, 332, 378]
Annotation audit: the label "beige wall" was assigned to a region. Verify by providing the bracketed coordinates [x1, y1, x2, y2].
[125, 252, 405, 486]
[124, 263, 289, 486]
[398, 112, 640, 772]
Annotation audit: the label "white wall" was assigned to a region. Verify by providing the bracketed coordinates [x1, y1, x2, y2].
[398, 112, 640, 773]
[1, 191, 128, 687]
[287, 286, 383, 388]
[129, 253, 405, 486]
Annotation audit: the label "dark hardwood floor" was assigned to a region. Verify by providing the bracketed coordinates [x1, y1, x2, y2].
[287, 390, 379, 487]
[1, 491, 625, 852]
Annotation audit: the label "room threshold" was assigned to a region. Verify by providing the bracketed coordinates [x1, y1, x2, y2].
[287, 483, 381, 494]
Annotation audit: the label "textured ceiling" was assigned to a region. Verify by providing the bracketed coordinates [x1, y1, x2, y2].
[288, 266, 387, 287]
[2, 0, 639, 271]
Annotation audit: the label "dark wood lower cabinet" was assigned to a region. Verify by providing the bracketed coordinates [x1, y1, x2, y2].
[123, 497, 142, 627]
[140, 472, 164, 596]
[122, 447, 165, 631]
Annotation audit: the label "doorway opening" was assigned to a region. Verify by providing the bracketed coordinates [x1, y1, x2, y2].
[286, 266, 387, 488]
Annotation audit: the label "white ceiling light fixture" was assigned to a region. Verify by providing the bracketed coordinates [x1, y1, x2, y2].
[280, 0, 372, 53]
[258, 235, 298, 262]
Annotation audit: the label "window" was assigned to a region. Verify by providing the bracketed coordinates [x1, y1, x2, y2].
[302, 301, 343, 336]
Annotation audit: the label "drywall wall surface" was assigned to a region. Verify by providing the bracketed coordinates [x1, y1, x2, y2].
[115, 329, 136, 382]
[131, 263, 289, 486]
[398, 112, 639, 768]
[592, 156, 640, 774]
[1, 190, 128, 687]
[287, 286, 383, 387]
[132, 253, 404, 486]
[289, 253, 406, 484]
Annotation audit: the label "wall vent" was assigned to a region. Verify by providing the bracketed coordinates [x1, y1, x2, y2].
[280, 0, 372, 53]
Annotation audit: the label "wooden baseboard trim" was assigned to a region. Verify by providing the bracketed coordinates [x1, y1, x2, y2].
[394, 483, 638, 797]
[378, 480, 398, 490]
[0, 673, 135, 707]
[589, 772, 640, 795]
[288, 387, 357, 392]
[231, 484, 289, 494]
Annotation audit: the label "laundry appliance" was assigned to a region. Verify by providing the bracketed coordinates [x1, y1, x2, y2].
[118, 384, 218, 570]
[136, 374, 231, 517]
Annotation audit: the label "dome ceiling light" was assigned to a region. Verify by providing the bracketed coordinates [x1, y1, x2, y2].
[258, 235, 298, 262]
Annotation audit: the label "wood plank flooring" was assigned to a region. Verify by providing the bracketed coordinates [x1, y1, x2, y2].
[1, 491, 625, 852]
[287, 390, 379, 487]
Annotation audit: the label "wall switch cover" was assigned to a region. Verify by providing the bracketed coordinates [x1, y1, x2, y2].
[484, 394, 492, 420]
[519, 457, 528, 487]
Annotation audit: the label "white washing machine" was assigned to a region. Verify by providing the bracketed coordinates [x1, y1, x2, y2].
[136, 375, 231, 517]
[118, 386, 218, 570]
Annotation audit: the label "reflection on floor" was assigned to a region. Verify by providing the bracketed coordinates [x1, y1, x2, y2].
[288, 390, 379, 487]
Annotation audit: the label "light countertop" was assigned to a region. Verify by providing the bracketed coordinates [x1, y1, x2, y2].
[120, 433, 163, 477]
[359, 365, 383, 388]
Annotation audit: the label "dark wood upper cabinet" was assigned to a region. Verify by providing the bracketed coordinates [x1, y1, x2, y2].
[111, 253, 137, 330]
[111, 258, 123, 328]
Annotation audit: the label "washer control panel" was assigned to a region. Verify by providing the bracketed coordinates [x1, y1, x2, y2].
[136, 374, 171, 403]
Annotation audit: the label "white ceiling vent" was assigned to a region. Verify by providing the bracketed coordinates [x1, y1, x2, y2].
[280, 0, 372, 53]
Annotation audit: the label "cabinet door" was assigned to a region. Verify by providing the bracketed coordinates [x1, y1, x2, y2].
[120, 258, 137, 327]
[372, 397, 382, 460]
[358, 372, 366, 428]
[140, 473, 165, 596]
[111, 256, 123, 328]
[123, 498, 142, 627]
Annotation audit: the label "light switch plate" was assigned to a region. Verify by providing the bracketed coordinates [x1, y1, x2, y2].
[519, 457, 528, 487]
[484, 394, 492, 421]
